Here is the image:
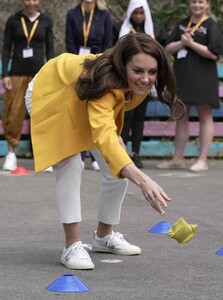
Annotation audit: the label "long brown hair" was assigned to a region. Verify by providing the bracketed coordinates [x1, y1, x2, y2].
[75, 33, 185, 120]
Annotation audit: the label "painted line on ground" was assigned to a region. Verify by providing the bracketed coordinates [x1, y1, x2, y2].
[157, 172, 206, 178]
[100, 259, 123, 264]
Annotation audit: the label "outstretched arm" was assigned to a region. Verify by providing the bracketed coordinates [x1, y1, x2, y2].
[120, 163, 171, 215]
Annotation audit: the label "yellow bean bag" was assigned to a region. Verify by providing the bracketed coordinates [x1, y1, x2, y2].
[168, 217, 198, 243]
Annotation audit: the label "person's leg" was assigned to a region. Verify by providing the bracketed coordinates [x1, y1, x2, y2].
[81, 151, 87, 161]
[131, 100, 148, 168]
[173, 106, 190, 161]
[90, 152, 96, 162]
[90, 152, 100, 171]
[2, 76, 32, 150]
[81, 151, 100, 171]
[56, 154, 84, 244]
[197, 105, 214, 161]
[2, 76, 32, 170]
[56, 154, 94, 269]
[157, 105, 190, 169]
[190, 105, 213, 171]
[121, 110, 135, 146]
[90, 148, 128, 228]
[131, 100, 147, 153]
[90, 149, 141, 255]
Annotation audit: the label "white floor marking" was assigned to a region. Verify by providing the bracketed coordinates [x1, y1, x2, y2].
[100, 259, 123, 263]
[157, 172, 205, 178]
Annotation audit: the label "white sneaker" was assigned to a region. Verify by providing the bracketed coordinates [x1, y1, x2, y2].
[92, 231, 141, 255]
[91, 161, 100, 171]
[42, 166, 53, 173]
[3, 152, 17, 171]
[61, 241, 95, 270]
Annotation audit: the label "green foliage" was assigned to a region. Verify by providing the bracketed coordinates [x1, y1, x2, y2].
[107, 0, 128, 20]
[150, 2, 188, 32]
[108, 0, 223, 33]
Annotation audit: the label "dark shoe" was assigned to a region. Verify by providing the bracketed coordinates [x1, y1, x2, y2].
[132, 153, 143, 169]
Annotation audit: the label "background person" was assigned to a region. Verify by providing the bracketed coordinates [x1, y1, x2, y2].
[66, 0, 113, 171]
[1, 0, 54, 171]
[157, 0, 223, 172]
[114, 0, 166, 168]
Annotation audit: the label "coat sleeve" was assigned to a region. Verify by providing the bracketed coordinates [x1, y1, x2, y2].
[2, 16, 13, 77]
[65, 9, 79, 54]
[87, 93, 133, 178]
[103, 10, 113, 49]
[44, 16, 55, 60]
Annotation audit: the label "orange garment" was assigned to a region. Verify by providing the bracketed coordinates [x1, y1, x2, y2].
[2, 76, 32, 147]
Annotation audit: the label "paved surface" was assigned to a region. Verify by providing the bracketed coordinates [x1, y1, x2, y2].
[0, 158, 223, 300]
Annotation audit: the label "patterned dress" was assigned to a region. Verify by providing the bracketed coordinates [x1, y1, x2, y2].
[166, 16, 223, 108]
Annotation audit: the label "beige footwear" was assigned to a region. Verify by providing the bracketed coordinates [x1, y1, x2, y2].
[157, 160, 185, 170]
[189, 161, 208, 172]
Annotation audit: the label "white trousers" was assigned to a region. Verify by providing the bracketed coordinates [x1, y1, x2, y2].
[25, 78, 129, 225]
[56, 149, 129, 224]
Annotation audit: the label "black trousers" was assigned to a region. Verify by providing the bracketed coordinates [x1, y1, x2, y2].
[121, 98, 148, 154]
[81, 151, 96, 162]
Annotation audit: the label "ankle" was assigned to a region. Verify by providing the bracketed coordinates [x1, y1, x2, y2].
[172, 158, 184, 163]
[197, 158, 207, 163]
[66, 240, 82, 249]
[95, 230, 112, 239]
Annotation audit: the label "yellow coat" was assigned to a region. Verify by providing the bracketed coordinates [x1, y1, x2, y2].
[31, 53, 148, 177]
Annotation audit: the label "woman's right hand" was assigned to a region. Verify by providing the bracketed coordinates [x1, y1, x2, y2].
[2, 76, 12, 90]
[121, 163, 171, 215]
[139, 173, 171, 215]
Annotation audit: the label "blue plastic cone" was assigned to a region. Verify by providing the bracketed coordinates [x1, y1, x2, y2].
[215, 247, 223, 256]
[148, 221, 172, 234]
[47, 274, 90, 293]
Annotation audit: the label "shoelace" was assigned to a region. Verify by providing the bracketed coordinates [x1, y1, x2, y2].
[106, 232, 129, 248]
[66, 243, 92, 261]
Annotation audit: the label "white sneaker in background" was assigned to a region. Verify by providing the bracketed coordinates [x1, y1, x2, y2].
[61, 241, 94, 270]
[91, 161, 100, 171]
[2, 152, 17, 171]
[42, 166, 53, 173]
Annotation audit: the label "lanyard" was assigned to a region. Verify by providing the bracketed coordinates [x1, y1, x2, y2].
[131, 28, 137, 34]
[21, 16, 39, 47]
[186, 15, 206, 34]
[81, 4, 95, 47]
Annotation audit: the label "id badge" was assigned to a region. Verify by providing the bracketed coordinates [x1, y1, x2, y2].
[177, 48, 188, 59]
[79, 46, 91, 54]
[23, 47, 34, 58]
